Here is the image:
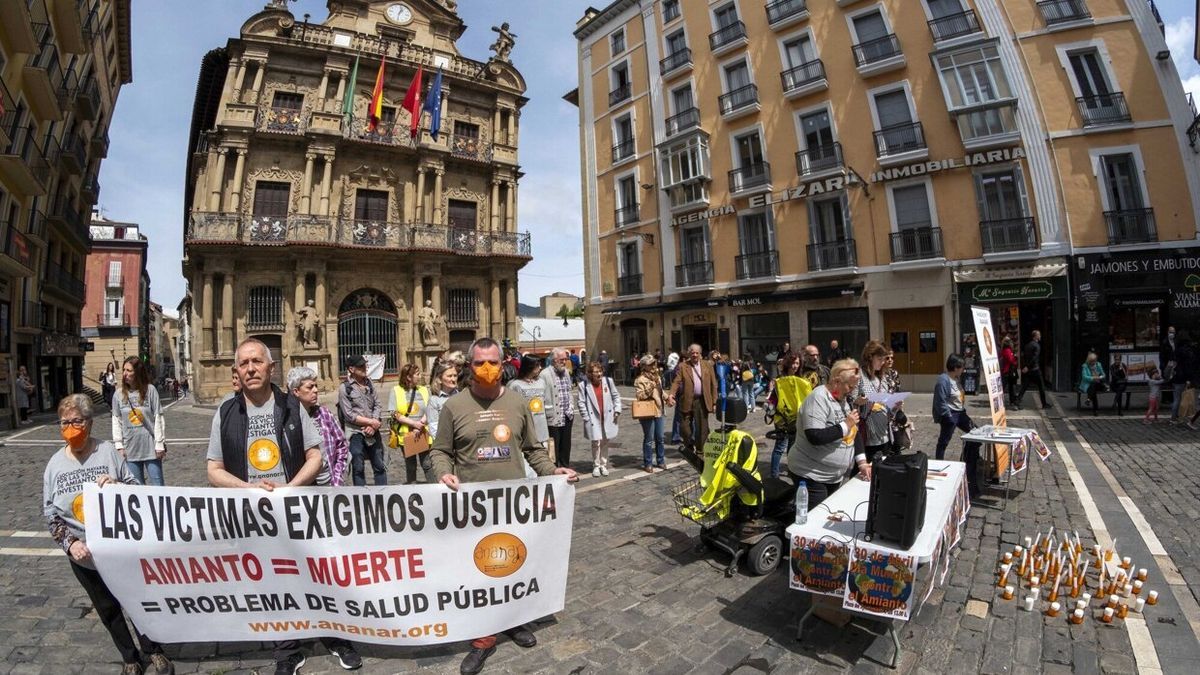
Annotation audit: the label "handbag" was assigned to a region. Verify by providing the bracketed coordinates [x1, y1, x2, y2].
[632, 399, 660, 419]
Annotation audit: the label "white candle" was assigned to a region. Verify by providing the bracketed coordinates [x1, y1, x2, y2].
[1082, 592, 1092, 604]
[1025, 536, 1033, 549]
[1076, 599, 1088, 611]
[1135, 598, 1146, 613]
[1123, 584, 1133, 597]
[1024, 596, 1036, 612]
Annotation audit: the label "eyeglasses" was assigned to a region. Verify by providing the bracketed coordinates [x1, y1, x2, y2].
[59, 418, 87, 429]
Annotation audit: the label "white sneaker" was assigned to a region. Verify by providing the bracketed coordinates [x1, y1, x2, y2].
[600, 465, 610, 476]
[592, 466, 601, 477]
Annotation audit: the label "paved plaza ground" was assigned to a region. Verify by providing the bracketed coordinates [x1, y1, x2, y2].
[1, 386, 1199, 673]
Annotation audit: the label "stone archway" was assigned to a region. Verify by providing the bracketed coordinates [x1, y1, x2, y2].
[337, 289, 398, 376]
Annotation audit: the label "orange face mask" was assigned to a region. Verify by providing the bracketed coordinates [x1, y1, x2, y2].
[61, 425, 88, 450]
[473, 362, 502, 387]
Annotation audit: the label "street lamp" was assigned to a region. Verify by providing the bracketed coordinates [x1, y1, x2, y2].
[522, 325, 542, 353]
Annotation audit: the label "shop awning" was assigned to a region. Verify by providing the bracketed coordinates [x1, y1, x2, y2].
[952, 262, 1066, 283]
[600, 282, 863, 314]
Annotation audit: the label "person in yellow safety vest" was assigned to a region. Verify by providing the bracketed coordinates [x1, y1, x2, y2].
[766, 353, 812, 478]
[679, 427, 762, 524]
[389, 363, 432, 484]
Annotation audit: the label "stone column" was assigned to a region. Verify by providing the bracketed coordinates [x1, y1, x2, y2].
[508, 109, 518, 146]
[415, 168, 426, 223]
[229, 149, 247, 212]
[505, 181, 516, 232]
[250, 60, 266, 102]
[334, 71, 347, 110]
[300, 153, 315, 214]
[493, 108, 502, 140]
[433, 169, 444, 225]
[319, 156, 333, 216]
[315, 273, 327, 350]
[209, 148, 227, 211]
[224, 59, 240, 102]
[430, 272, 441, 314]
[293, 271, 305, 339]
[221, 273, 235, 356]
[490, 179, 500, 231]
[490, 278, 501, 337]
[505, 280, 516, 341]
[232, 60, 248, 101]
[317, 70, 330, 112]
[202, 273, 214, 356]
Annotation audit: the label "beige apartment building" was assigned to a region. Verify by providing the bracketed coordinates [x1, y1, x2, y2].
[572, 0, 1200, 389]
[183, 0, 529, 402]
[0, 0, 130, 425]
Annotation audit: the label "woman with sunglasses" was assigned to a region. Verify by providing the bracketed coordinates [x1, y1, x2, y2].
[43, 394, 173, 675]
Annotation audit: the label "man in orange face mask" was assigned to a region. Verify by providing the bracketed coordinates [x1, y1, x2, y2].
[429, 337, 578, 674]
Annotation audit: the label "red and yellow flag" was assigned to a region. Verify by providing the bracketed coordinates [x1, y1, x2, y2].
[368, 55, 387, 132]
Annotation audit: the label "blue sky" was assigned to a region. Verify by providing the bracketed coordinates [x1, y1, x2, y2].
[101, 0, 592, 313]
[102, 1, 1200, 314]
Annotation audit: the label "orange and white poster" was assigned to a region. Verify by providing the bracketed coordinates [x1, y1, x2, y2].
[971, 305, 1009, 474]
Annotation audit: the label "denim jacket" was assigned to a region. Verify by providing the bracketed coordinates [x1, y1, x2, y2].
[932, 373, 960, 422]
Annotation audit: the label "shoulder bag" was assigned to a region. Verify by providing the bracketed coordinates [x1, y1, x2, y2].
[632, 377, 661, 419]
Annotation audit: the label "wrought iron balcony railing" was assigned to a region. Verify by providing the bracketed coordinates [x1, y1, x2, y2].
[660, 48, 692, 76]
[796, 142, 843, 177]
[1076, 92, 1131, 127]
[980, 217, 1038, 254]
[718, 84, 759, 115]
[928, 10, 982, 42]
[618, 273, 643, 296]
[766, 0, 808, 27]
[1038, 0, 1090, 25]
[807, 239, 857, 271]
[665, 107, 701, 137]
[708, 21, 748, 51]
[612, 139, 635, 163]
[1104, 208, 1157, 245]
[781, 59, 825, 94]
[676, 260, 714, 287]
[852, 34, 902, 67]
[728, 162, 771, 193]
[890, 227, 944, 262]
[609, 83, 631, 107]
[615, 204, 640, 226]
[874, 121, 927, 158]
[735, 250, 779, 280]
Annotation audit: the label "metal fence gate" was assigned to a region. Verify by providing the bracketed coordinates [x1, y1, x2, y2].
[337, 289, 399, 376]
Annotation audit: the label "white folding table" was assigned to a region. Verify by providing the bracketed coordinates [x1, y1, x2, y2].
[787, 461, 967, 668]
[961, 425, 1038, 505]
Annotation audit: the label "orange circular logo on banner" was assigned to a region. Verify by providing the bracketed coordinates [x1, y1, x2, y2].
[473, 532, 527, 578]
[248, 439, 281, 471]
[529, 398, 544, 414]
[72, 494, 85, 523]
[492, 424, 511, 443]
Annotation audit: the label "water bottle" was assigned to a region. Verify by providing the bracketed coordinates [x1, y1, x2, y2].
[795, 480, 808, 525]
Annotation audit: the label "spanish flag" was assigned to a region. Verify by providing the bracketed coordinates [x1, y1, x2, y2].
[368, 55, 387, 132]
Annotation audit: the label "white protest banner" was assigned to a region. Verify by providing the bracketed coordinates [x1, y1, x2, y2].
[83, 477, 574, 646]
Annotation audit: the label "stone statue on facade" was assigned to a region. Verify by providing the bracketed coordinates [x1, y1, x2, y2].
[417, 299, 442, 347]
[296, 299, 321, 348]
[489, 22, 517, 62]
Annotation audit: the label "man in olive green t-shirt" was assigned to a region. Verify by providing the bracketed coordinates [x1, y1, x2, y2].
[430, 337, 577, 675]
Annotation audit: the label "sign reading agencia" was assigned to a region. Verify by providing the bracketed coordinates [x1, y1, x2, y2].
[670, 147, 1028, 225]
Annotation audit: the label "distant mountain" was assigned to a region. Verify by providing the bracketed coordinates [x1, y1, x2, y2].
[518, 302, 541, 318]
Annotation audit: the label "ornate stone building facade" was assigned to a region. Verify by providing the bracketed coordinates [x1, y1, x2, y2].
[183, 0, 529, 402]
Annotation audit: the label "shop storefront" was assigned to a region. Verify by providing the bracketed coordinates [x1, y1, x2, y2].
[1071, 249, 1200, 382]
[955, 263, 1071, 391]
[40, 332, 84, 412]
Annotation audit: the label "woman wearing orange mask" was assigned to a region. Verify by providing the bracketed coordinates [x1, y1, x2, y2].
[43, 394, 173, 675]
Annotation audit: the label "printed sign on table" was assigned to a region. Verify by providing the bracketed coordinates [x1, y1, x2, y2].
[921, 533, 944, 607]
[83, 478, 574, 645]
[843, 541, 918, 620]
[789, 535, 850, 597]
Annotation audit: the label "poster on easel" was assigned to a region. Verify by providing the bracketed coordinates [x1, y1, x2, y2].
[971, 305, 1008, 476]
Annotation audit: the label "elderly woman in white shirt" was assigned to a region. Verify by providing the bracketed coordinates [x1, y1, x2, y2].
[578, 360, 621, 477]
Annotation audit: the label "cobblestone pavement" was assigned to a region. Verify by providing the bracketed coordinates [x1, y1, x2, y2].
[0, 388, 1194, 673]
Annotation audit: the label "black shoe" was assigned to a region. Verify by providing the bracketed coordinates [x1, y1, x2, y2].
[503, 624, 537, 648]
[327, 641, 362, 670]
[460, 646, 496, 674]
[275, 653, 306, 675]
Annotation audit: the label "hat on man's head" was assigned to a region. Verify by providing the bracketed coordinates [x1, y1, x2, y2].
[345, 355, 367, 369]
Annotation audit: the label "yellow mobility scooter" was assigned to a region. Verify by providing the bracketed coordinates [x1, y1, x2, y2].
[672, 398, 797, 576]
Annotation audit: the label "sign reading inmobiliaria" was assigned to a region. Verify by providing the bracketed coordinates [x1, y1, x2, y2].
[83, 477, 574, 645]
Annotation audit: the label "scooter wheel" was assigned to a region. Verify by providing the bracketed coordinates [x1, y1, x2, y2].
[747, 534, 783, 576]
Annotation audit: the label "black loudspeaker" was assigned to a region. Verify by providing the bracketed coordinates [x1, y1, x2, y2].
[865, 451, 928, 549]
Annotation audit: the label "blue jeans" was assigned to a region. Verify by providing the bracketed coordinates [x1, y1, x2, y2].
[640, 417, 665, 467]
[128, 459, 164, 486]
[770, 429, 794, 478]
[350, 432, 387, 486]
[1171, 383, 1187, 419]
[671, 401, 683, 442]
[742, 384, 755, 410]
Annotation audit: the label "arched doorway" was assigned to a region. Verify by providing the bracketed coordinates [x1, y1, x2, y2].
[337, 289, 398, 376]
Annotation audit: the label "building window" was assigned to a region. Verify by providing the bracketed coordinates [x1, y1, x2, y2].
[975, 166, 1036, 252]
[106, 260, 122, 287]
[1099, 152, 1155, 244]
[677, 225, 712, 286]
[666, 30, 687, 57]
[617, 242, 641, 295]
[354, 189, 388, 221]
[808, 194, 855, 270]
[736, 212, 777, 279]
[612, 114, 634, 163]
[448, 199, 477, 230]
[797, 108, 841, 175]
[660, 133, 711, 209]
[615, 175, 638, 226]
[872, 88, 924, 157]
[610, 62, 631, 106]
[851, 9, 900, 65]
[731, 131, 768, 192]
[1068, 48, 1129, 126]
[246, 286, 284, 330]
[809, 308, 869, 364]
[934, 44, 1017, 143]
[663, 0, 680, 23]
[447, 289, 479, 328]
[738, 313, 790, 365]
[453, 120, 479, 139]
[889, 183, 942, 260]
[271, 92, 303, 110]
[1109, 302, 1159, 351]
[610, 28, 626, 56]
[253, 181, 290, 217]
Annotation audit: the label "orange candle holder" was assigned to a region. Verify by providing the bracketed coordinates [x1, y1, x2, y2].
[1047, 602, 1061, 618]
[1070, 609, 1085, 624]
[1101, 607, 1114, 624]
[1147, 590, 1159, 605]
[1117, 603, 1129, 619]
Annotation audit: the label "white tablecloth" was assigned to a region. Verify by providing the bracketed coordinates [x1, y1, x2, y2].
[785, 461, 967, 563]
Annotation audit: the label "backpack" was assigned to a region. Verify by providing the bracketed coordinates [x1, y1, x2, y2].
[336, 380, 355, 427]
